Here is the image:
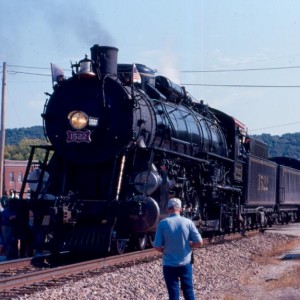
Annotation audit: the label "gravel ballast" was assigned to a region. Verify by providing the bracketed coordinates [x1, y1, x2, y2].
[16, 232, 300, 300]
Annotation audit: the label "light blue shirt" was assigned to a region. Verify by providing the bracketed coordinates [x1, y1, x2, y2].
[154, 213, 202, 266]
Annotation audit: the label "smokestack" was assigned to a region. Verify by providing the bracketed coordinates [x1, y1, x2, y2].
[90, 45, 118, 75]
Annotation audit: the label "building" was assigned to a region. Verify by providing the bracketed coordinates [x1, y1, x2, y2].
[3, 160, 35, 198]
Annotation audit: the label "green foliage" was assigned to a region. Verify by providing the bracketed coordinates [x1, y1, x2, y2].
[4, 138, 49, 160]
[252, 133, 300, 159]
[2, 126, 48, 160]
[5, 126, 45, 145]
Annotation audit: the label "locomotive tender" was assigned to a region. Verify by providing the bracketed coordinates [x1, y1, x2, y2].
[20, 45, 300, 256]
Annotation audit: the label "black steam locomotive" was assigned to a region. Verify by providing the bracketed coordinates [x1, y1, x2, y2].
[20, 45, 300, 256]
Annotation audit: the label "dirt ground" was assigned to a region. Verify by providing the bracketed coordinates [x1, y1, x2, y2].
[237, 258, 300, 299]
[225, 232, 300, 300]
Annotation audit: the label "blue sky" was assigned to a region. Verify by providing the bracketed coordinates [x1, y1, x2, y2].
[1, 0, 300, 136]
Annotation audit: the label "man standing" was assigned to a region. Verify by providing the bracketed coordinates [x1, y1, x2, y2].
[154, 198, 203, 300]
[1, 198, 18, 259]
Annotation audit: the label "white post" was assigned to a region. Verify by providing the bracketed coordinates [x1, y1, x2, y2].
[0, 62, 7, 196]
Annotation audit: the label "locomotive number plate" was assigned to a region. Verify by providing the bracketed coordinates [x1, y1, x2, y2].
[66, 130, 91, 143]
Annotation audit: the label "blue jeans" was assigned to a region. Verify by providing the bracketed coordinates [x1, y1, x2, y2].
[163, 263, 195, 300]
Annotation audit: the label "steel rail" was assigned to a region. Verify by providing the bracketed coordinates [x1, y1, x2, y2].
[0, 257, 33, 272]
[0, 249, 159, 291]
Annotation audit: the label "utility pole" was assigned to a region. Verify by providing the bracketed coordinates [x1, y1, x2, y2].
[0, 62, 7, 197]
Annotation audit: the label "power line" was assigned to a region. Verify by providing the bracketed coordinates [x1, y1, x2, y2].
[181, 65, 300, 73]
[181, 83, 300, 88]
[7, 64, 70, 72]
[249, 122, 300, 132]
[8, 70, 50, 77]
[7, 64, 50, 70]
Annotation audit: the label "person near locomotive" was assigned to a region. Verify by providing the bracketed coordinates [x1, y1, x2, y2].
[154, 198, 203, 300]
[1, 197, 18, 259]
[8, 189, 32, 257]
[0, 191, 8, 256]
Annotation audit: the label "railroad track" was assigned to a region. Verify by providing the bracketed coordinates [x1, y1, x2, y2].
[0, 249, 160, 297]
[0, 257, 33, 273]
[0, 229, 261, 298]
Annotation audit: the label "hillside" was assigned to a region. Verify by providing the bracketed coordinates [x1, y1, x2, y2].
[5, 126, 45, 145]
[253, 133, 300, 160]
[2, 126, 300, 160]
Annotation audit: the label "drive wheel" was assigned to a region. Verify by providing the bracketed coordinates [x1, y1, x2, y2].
[147, 233, 155, 248]
[137, 234, 147, 250]
[114, 239, 127, 255]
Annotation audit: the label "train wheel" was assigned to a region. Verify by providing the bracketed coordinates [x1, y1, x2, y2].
[147, 233, 155, 248]
[137, 234, 147, 250]
[129, 234, 148, 251]
[113, 239, 127, 255]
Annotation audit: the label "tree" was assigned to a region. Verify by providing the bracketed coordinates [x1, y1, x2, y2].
[4, 138, 49, 161]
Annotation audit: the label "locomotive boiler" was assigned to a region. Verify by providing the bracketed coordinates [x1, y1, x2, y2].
[20, 45, 300, 257]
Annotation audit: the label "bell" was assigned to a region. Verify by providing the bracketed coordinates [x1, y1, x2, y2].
[78, 55, 96, 77]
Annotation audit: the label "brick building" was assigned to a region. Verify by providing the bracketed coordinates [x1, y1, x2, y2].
[2, 160, 34, 198]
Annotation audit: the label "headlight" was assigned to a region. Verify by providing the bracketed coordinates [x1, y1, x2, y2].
[68, 111, 88, 129]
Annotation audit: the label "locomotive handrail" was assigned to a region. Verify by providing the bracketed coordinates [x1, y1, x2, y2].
[204, 151, 236, 163]
[42, 95, 51, 143]
[19, 145, 54, 199]
[20, 146, 36, 199]
[152, 147, 209, 164]
[162, 103, 177, 139]
[171, 137, 195, 146]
